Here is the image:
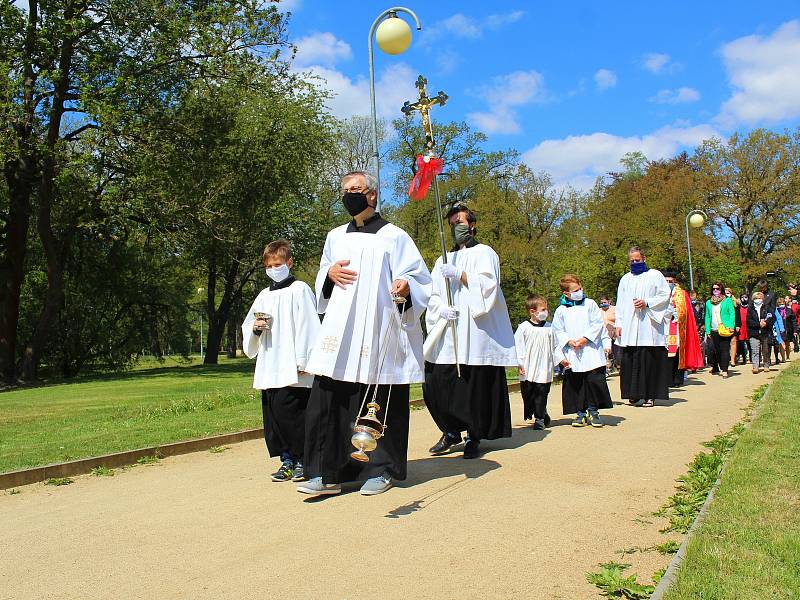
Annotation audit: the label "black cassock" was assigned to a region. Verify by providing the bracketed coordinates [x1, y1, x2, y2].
[620, 346, 671, 400]
[423, 362, 511, 440]
[262, 387, 309, 460]
[304, 376, 409, 484]
[561, 366, 613, 414]
[520, 380, 551, 421]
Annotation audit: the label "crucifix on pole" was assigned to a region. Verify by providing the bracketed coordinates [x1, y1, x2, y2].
[402, 75, 460, 376]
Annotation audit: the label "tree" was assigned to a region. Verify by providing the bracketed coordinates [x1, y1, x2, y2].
[693, 129, 800, 278]
[1, 0, 291, 382]
[133, 73, 334, 364]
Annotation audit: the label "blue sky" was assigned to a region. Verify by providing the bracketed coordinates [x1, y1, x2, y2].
[284, 0, 800, 189]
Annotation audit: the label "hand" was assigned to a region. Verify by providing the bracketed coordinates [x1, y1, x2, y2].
[616, 327, 622, 338]
[440, 305, 459, 321]
[391, 278, 410, 298]
[253, 318, 266, 332]
[440, 263, 461, 280]
[633, 298, 647, 310]
[560, 359, 571, 369]
[328, 260, 357, 288]
[298, 370, 308, 376]
[760, 319, 767, 328]
[519, 366, 526, 377]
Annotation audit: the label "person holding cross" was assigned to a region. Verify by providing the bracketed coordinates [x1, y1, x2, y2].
[300, 170, 432, 497]
[422, 203, 516, 459]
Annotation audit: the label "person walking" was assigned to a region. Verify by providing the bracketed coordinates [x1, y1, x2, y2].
[704, 282, 736, 378]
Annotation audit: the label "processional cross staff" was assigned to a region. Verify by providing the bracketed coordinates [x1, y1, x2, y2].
[402, 75, 460, 377]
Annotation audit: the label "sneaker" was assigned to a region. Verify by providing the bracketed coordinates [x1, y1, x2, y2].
[296, 477, 341, 496]
[291, 463, 305, 482]
[571, 414, 587, 427]
[533, 418, 546, 430]
[271, 460, 294, 482]
[360, 475, 393, 496]
[463, 439, 481, 459]
[588, 412, 604, 428]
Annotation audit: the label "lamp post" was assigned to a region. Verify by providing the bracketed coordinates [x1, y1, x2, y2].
[685, 209, 708, 292]
[369, 7, 421, 211]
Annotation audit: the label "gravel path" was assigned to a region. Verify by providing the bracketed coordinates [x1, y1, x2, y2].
[1, 360, 788, 600]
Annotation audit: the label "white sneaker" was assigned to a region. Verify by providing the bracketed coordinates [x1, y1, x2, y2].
[360, 475, 393, 496]
[296, 477, 341, 496]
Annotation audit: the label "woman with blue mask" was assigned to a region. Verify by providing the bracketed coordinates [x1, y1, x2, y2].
[614, 245, 672, 407]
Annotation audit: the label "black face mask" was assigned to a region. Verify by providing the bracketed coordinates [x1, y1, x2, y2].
[342, 192, 371, 217]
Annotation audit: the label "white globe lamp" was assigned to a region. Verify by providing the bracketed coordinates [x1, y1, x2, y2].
[376, 14, 412, 55]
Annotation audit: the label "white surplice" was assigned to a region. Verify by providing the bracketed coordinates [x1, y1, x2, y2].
[423, 243, 517, 367]
[551, 299, 607, 372]
[241, 280, 320, 389]
[615, 269, 671, 347]
[514, 321, 563, 383]
[304, 223, 432, 385]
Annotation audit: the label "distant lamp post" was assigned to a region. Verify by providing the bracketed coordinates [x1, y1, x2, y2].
[368, 7, 421, 211]
[685, 209, 708, 292]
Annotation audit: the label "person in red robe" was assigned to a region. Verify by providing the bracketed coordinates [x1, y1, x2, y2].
[664, 270, 704, 386]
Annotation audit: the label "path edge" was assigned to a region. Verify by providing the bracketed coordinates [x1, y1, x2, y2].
[648, 377, 775, 600]
[1, 382, 521, 489]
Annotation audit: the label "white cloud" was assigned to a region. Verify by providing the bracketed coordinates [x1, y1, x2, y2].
[468, 70, 547, 134]
[521, 123, 720, 189]
[717, 20, 800, 127]
[594, 69, 617, 91]
[297, 62, 418, 122]
[420, 11, 525, 45]
[293, 32, 352, 67]
[642, 52, 677, 74]
[650, 87, 701, 104]
[275, 0, 301, 12]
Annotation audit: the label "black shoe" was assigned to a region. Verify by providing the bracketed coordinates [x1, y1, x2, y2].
[429, 433, 462, 455]
[544, 414, 551, 427]
[533, 419, 545, 430]
[463, 439, 480, 459]
[271, 460, 294, 482]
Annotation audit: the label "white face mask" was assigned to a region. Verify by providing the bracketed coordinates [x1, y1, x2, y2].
[536, 310, 548, 322]
[569, 289, 584, 302]
[266, 264, 290, 283]
[753, 300, 763, 307]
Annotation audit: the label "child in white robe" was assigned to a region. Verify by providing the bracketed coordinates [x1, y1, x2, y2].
[514, 294, 562, 430]
[242, 240, 320, 482]
[552, 274, 613, 428]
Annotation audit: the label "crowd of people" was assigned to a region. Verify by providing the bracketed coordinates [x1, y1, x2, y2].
[241, 170, 798, 498]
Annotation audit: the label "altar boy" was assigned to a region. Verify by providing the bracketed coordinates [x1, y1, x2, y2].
[242, 239, 320, 482]
[514, 294, 562, 430]
[551, 274, 613, 428]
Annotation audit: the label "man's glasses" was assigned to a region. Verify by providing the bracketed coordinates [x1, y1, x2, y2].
[343, 186, 369, 194]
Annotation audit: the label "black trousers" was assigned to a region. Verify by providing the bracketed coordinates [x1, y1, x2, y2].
[520, 381, 551, 421]
[708, 331, 731, 373]
[262, 387, 309, 461]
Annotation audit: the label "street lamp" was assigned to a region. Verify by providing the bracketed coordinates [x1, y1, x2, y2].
[369, 7, 421, 211]
[685, 209, 708, 292]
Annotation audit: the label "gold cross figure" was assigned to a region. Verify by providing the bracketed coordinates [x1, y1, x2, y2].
[401, 75, 448, 153]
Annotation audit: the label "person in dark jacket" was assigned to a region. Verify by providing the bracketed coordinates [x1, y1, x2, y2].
[746, 291, 774, 373]
[778, 297, 795, 360]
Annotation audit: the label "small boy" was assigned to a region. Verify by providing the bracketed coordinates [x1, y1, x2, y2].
[514, 294, 562, 430]
[242, 240, 321, 482]
[551, 274, 613, 428]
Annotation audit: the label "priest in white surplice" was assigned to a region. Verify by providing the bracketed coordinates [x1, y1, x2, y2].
[299, 171, 432, 497]
[422, 203, 516, 459]
[615, 245, 672, 407]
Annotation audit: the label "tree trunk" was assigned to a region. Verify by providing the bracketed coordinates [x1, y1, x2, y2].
[19, 25, 75, 382]
[0, 0, 40, 383]
[225, 310, 237, 359]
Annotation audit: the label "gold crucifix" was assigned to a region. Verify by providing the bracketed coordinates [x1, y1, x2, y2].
[401, 75, 448, 153]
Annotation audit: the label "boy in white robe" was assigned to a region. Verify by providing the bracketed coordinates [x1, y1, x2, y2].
[241, 240, 320, 482]
[515, 294, 562, 430]
[552, 274, 613, 428]
[614, 246, 671, 407]
[423, 203, 516, 459]
[299, 171, 432, 497]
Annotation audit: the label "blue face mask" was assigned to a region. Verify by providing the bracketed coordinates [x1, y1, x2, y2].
[631, 261, 648, 275]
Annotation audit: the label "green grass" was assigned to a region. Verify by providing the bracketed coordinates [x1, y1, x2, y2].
[664, 362, 800, 600]
[0, 356, 261, 473]
[0, 355, 521, 473]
